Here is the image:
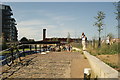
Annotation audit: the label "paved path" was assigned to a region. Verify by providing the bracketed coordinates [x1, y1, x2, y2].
[2, 52, 90, 78]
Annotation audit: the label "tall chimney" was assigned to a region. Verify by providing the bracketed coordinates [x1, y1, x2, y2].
[43, 29, 46, 40]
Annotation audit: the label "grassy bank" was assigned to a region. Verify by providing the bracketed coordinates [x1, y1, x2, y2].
[71, 42, 119, 70]
[87, 42, 119, 56]
[87, 42, 119, 70]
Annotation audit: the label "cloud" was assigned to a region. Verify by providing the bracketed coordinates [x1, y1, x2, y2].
[16, 11, 80, 40]
[17, 19, 77, 40]
[18, 20, 47, 27]
[18, 27, 41, 40]
[17, 19, 58, 40]
[18, 19, 57, 28]
[53, 16, 77, 21]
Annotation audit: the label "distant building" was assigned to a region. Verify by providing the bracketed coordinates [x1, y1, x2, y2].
[28, 39, 35, 42]
[45, 38, 80, 43]
[42, 29, 80, 44]
[1, 4, 18, 42]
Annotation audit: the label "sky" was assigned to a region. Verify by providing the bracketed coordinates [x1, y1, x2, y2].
[1, 0, 120, 2]
[3, 2, 118, 41]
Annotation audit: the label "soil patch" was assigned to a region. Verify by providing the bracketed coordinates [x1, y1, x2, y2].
[96, 54, 119, 71]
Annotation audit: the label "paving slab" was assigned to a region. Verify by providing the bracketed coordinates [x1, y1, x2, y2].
[2, 52, 90, 78]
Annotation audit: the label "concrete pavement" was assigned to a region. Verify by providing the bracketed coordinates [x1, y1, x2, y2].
[2, 52, 90, 78]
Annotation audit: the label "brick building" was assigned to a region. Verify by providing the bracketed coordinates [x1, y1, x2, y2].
[42, 29, 80, 44]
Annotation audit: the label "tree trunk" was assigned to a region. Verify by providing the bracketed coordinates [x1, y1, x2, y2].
[98, 31, 101, 48]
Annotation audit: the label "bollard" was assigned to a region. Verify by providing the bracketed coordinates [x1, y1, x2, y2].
[84, 68, 91, 80]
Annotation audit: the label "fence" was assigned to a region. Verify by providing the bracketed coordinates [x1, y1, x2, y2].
[0, 44, 43, 66]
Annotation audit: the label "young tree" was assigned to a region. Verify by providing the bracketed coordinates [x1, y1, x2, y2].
[114, 1, 120, 21]
[67, 32, 71, 43]
[114, 1, 120, 38]
[94, 11, 105, 48]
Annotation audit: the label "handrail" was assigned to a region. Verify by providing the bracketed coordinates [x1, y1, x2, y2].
[0, 45, 23, 53]
[0, 45, 24, 66]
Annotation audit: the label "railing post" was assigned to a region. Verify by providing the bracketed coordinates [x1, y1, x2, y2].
[16, 47, 21, 61]
[23, 46, 25, 52]
[39, 45, 41, 53]
[11, 47, 14, 64]
[30, 45, 32, 51]
[22, 46, 25, 56]
[35, 45, 37, 51]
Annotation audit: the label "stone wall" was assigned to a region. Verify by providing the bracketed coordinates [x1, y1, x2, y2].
[83, 51, 119, 78]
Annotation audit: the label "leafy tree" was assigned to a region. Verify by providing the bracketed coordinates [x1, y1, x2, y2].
[94, 11, 105, 48]
[20, 37, 29, 42]
[67, 32, 71, 43]
[19, 37, 29, 49]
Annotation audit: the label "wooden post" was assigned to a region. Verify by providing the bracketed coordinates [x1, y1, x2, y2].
[11, 47, 14, 63]
[39, 45, 41, 53]
[36, 45, 37, 51]
[30, 45, 32, 51]
[92, 39, 95, 48]
[46, 44, 47, 51]
[23, 46, 25, 52]
[22, 45, 25, 56]
[29, 45, 32, 54]
[35, 45, 37, 51]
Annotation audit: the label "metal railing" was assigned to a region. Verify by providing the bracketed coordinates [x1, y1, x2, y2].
[0, 45, 23, 66]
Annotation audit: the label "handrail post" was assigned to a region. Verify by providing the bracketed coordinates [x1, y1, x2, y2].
[35, 45, 37, 52]
[11, 48, 14, 64]
[30, 45, 32, 51]
[22, 46, 25, 56]
[39, 45, 41, 53]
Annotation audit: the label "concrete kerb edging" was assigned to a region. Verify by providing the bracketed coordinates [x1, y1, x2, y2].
[83, 51, 119, 78]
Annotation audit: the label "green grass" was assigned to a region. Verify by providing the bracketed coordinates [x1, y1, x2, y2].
[87, 42, 119, 56]
[74, 41, 120, 69]
[0, 48, 36, 56]
[70, 42, 119, 56]
[0, 51, 10, 56]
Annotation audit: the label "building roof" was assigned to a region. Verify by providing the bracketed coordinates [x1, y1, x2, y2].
[19, 41, 60, 45]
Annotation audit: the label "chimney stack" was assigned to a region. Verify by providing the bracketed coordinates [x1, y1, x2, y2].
[43, 29, 46, 41]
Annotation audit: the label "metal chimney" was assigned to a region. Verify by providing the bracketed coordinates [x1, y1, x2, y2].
[43, 29, 46, 40]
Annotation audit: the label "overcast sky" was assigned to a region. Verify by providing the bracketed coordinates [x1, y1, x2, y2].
[3, 2, 118, 41]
